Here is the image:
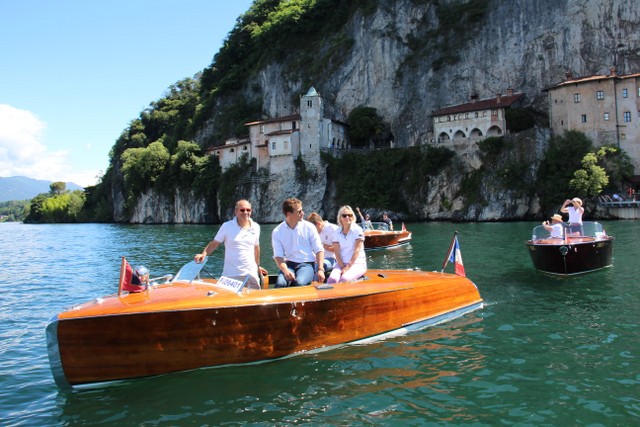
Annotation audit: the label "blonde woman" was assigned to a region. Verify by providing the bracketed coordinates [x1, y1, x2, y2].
[327, 205, 367, 284]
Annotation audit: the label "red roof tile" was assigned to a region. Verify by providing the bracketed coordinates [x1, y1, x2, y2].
[431, 93, 524, 116]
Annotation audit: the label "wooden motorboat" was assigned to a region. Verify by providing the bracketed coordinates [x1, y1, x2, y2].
[525, 221, 614, 275]
[46, 259, 482, 388]
[364, 222, 412, 250]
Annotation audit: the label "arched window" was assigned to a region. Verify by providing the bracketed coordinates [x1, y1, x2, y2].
[454, 130, 466, 140]
[438, 132, 451, 143]
[470, 128, 483, 139]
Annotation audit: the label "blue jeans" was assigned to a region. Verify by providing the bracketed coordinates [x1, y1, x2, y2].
[276, 261, 315, 287]
[324, 257, 336, 276]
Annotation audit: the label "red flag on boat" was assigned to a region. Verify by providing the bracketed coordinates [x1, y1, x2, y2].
[118, 257, 145, 295]
[444, 234, 466, 277]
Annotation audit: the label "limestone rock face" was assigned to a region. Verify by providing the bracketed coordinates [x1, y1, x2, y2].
[123, 0, 639, 223]
[256, 0, 639, 147]
[130, 190, 209, 224]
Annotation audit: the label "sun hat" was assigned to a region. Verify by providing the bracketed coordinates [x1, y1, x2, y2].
[572, 197, 582, 205]
[551, 214, 563, 222]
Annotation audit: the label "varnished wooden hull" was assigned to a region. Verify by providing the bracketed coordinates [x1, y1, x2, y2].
[364, 230, 412, 250]
[47, 269, 482, 388]
[525, 237, 614, 275]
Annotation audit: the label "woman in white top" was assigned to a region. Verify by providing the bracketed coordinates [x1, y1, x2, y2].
[327, 205, 367, 284]
[561, 197, 584, 235]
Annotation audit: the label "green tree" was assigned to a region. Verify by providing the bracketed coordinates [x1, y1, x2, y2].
[192, 154, 221, 200]
[25, 194, 48, 222]
[536, 131, 593, 213]
[569, 146, 621, 197]
[121, 140, 171, 193]
[169, 140, 205, 189]
[598, 145, 634, 192]
[347, 106, 384, 147]
[23, 190, 86, 223]
[0, 200, 28, 222]
[50, 181, 66, 195]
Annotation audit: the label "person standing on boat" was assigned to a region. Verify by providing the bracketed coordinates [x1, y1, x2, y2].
[381, 212, 393, 230]
[561, 197, 584, 235]
[307, 212, 339, 275]
[542, 213, 565, 238]
[194, 199, 267, 289]
[328, 205, 367, 284]
[272, 198, 325, 287]
[355, 207, 373, 230]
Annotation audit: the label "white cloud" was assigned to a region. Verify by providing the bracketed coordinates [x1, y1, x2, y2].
[0, 104, 99, 187]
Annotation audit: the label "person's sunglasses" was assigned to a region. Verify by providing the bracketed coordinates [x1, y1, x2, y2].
[239, 208, 252, 213]
[341, 213, 354, 218]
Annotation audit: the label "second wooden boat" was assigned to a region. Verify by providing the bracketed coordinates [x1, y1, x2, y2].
[364, 222, 412, 250]
[525, 221, 614, 275]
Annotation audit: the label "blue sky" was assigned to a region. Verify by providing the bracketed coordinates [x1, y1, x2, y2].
[0, 0, 254, 187]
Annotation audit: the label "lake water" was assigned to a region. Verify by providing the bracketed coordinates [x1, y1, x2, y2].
[0, 220, 638, 426]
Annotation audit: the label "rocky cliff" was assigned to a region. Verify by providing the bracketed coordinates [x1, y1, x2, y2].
[126, 0, 640, 224]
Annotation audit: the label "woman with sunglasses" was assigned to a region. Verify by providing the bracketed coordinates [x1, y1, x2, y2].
[327, 205, 367, 284]
[194, 199, 267, 289]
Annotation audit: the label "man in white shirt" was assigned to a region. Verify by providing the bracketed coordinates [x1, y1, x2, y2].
[194, 199, 266, 289]
[272, 198, 325, 287]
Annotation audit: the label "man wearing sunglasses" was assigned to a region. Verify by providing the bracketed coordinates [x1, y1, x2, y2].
[272, 198, 325, 287]
[194, 199, 267, 289]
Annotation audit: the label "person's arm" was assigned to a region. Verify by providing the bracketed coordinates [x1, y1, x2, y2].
[255, 245, 267, 275]
[274, 256, 295, 281]
[315, 250, 325, 282]
[334, 242, 345, 267]
[349, 240, 365, 266]
[195, 240, 221, 263]
[560, 199, 571, 213]
[356, 207, 365, 223]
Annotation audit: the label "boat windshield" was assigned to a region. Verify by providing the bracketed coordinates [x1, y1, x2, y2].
[173, 258, 207, 282]
[370, 222, 391, 231]
[530, 221, 608, 241]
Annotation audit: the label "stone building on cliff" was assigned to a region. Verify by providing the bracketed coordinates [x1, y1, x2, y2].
[545, 68, 640, 170]
[208, 87, 348, 173]
[430, 89, 525, 145]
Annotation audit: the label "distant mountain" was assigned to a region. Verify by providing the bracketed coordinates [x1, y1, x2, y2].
[0, 176, 83, 202]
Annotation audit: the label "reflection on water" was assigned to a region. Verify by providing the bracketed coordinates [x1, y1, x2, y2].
[1, 221, 639, 426]
[365, 243, 416, 270]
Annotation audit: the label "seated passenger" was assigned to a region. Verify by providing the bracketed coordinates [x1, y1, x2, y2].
[328, 205, 367, 284]
[271, 198, 325, 287]
[307, 212, 339, 276]
[542, 213, 565, 238]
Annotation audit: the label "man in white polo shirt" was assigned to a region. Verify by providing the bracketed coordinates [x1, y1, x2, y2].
[272, 198, 325, 287]
[194, 199, 266, 289]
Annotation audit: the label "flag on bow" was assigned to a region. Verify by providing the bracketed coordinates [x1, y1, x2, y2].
[442, 233, 466, 277]
[118, 257, 145, 295]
